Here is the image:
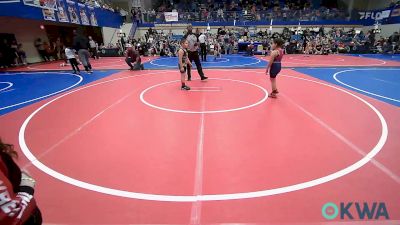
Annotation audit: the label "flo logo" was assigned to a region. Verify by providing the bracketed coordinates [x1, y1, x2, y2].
[322, 202, 390, 220]
[359, 10, 391, 20]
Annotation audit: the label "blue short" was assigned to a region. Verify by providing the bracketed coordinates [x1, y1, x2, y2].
[270, 62, 281, 78]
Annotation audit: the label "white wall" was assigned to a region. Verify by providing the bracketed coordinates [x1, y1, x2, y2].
[363, 24, 400, 37]
[0, 17, 49, 63]
[102, 23, 134, 45]
[121, 23, 133, 37]
[102, 27, 120, 45]
[339, 0, 392, 11]
[365, 0, 392, 10]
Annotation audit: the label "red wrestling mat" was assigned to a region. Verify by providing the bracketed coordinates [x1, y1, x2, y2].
[0, 69, 399, 224]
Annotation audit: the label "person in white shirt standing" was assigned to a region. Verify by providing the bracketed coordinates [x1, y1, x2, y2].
[88, 36, 98, 60]
[198, 31, 207, 61]
[65, 46, 80, 74]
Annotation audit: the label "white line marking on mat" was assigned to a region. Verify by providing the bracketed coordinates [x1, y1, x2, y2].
[283, 93, 400, 184]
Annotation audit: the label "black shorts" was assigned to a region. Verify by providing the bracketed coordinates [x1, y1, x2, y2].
[178, 64, 187, 73]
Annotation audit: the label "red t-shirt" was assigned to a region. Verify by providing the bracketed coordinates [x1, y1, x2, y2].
[126, 49, 140, 62]
[0, 153, 38, 225]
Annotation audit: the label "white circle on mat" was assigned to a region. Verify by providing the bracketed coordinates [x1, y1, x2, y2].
[0, 72, 83, 111]
[18, 70, 388, 202]
[289, 56, 345, 62]
[140, 78, 268, 114]
[202, 57, 229, 63]
[0, 82, 13, 92]
[150, 55, 261, 68]
[333, 68, 400, 103]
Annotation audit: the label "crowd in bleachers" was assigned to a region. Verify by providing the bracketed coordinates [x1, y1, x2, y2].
[122, 25, 400, 59]
[76, 0, 118, 12]
[140, 0, 348, 23]
[274, 27, 400, 55]
[0, 40, 27, 68]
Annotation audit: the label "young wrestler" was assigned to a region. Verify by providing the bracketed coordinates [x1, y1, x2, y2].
[266, 38, 284, 98]
[65, 45, 80, 74]
[178, 38, 192, 90]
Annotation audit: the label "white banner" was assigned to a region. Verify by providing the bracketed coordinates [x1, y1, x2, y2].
[164, 12, 178, 22]
[358, 10, 391, 20]
[23, 0, 57, 10]
[0, 0, 20, 3]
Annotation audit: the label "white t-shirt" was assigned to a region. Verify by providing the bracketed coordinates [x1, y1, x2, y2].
[186, 33, 198, 52]
[65, 48, 75, 59]
[198, 34, 206, 44]
[89, 40, 96, 48]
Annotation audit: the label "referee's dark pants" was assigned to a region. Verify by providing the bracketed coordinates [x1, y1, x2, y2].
[200, 43, 207, 61]
[187, 50, 206, 80]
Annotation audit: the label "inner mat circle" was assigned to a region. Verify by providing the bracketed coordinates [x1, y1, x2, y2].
[140, 78, 268, 114]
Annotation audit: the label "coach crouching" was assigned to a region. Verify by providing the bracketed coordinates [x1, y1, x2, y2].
[125, 44, 144, 70]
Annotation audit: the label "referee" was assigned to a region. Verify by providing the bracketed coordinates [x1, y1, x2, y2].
[199, 31, 207, 61]
[184, 25, 208, 81]
[73, 29, 93, 73]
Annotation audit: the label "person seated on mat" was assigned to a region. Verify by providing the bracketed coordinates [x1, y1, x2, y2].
[213, 40, 221, 60]
[247, 42, 254, 56]
[0, 138, 42, 225]
[125, 44, 144, 71]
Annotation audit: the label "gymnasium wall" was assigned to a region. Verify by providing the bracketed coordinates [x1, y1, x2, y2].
[0, 17, 49, 63]
[102, 23, 133, 46]
[363, 23, 400, 37]
[339, 0, 393, 11]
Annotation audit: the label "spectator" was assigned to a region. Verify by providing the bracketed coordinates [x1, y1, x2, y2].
[55, 37, 64, 60]
[183, 24, 208, 81]
[17, 44, 27, 65]
[0, 138, 42, 224]
[73, 29, 93, 73]
[10, 40, 18, 66]
[0, 39, 12, 67]
[198, 31, 207, 61]
[88, 36, 99, 59]
[125, 44, 144, 70]
[43, 42, 54, 61]
[34, 38, 48, 62]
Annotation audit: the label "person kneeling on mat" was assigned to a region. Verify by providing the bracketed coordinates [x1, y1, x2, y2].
[125, 44, 144, 71]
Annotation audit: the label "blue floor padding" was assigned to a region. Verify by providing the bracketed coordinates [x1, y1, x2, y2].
[0, 70, 119, 116]
[295, 67, 400, 107]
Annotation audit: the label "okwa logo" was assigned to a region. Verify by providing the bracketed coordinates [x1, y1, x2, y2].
[322, 202, 390, 220]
